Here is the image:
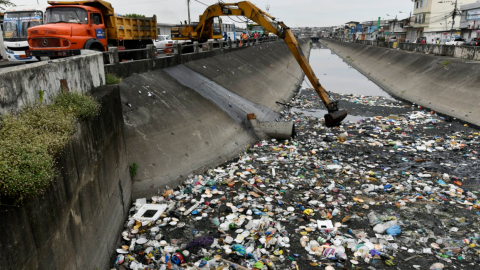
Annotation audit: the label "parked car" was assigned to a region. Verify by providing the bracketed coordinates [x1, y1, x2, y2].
[445, 38, 466, 46]
[389, 36, 397, 42]
[463, 38, 480, 46]
[154, 35, 174, 51]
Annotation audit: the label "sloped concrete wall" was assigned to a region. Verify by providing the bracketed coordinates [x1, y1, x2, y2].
[322, 39, 480, 126]
[185, 39, 310, 113]
[122, 39, 311, 198]
[0, 87, 131, 270]
[0, 50, 105, 115]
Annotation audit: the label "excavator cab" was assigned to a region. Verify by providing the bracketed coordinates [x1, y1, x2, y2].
[172, 17, 223, 42]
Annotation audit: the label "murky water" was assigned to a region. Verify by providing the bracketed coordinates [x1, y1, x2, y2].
[291, 108, 366, 122]
[303, 43, 394, 99]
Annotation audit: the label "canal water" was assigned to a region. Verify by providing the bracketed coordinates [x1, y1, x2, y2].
[302, 43, 392, 99]
[295, 42, 394, 121]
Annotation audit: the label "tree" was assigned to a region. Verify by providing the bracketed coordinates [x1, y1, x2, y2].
[0, 0, 14, 11]
[123, 13, 146, 18]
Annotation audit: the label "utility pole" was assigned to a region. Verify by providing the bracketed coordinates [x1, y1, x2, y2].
[451, 0, 458, 38]
[187, 0, 191, 27]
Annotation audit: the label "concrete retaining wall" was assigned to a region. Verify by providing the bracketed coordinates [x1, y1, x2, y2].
[345, 38, 480, 59]
[0, 87, 131, 270]
[322, 39, 480, 126]
[0, 50, 105, 115]
[122, 39, 310, 198]
[184, 40, 309, 113]
[0, 37, 311, 270]
[105, 45, 248, 78]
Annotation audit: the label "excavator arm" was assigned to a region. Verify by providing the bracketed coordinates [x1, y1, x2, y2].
[175, 1, 347, 127]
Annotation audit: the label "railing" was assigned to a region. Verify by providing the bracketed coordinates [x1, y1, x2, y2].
[323, 37, 480, 61]
[102, 36, 281, 65]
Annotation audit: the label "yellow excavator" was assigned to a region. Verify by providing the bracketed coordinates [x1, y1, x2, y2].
[171, 1, 347, 127]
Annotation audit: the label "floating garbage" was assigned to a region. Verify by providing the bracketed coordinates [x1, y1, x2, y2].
[111, 88, 480, 270]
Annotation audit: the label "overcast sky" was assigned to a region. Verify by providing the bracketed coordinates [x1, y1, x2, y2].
[10, 0, 414, 27]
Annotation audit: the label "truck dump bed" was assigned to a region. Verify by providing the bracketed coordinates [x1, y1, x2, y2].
[48, 0, 157, 41]
[109, 15, 157, 41]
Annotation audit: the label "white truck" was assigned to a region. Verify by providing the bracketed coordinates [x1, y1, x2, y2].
[2, 4, 48, 62]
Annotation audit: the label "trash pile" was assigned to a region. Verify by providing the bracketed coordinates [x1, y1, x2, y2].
[294, 90, 403, 109]
[112, 89, 480, 270]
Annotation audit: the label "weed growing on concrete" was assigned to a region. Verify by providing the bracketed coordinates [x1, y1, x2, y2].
[106, 73, 122, 85]
[38, 90, 45, 103]
[0, 92, 100, 205]
[442, 60, 451, 68]
[53, 92, 100, 121]
[346, 56, 350, 58]
[130, 162, 139, 178]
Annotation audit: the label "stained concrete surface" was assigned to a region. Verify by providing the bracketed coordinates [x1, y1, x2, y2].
[164, 64, 279, 124]
[120, 70, 256, 199]
[0, 50, 105, 114]
[185, 39, 310, 113]
[123, 41, 310, 199]
[0, 86, 131, 270]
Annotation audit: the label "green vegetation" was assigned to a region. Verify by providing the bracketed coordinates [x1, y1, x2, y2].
[442, 60, 451, 68]
[130, 162, 139, 178]
[53, 91, 100, 121]
[346, 56, 350, 58]
[123, 13, 145, 18]
[377, 37, 386, 42]
[38, 90, 45, 103]
[0, 92, 100, 205]
[106, 73, 122, 85]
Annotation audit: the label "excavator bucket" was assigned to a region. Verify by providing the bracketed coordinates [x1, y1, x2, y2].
[324, 110, 348, 127]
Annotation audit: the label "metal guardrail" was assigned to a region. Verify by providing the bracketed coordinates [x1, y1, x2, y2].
[102, 36, 281, 65]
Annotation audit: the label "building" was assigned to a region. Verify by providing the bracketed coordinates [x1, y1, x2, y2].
[345, 21, 359, 39]
[157, 23, 176, 36]
[412, 0, 477, 42]
[387, 17, 412, 42]
[459, 0, 480, 38]
[360, 21, 377, 40]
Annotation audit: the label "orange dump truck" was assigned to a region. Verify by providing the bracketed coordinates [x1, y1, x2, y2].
[26, 0, 157, 60]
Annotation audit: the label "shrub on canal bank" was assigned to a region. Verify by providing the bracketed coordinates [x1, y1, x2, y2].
[0, 92, 100, 205]
[106, 73, 122, 85]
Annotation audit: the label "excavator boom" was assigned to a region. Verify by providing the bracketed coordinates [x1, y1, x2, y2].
[172, 1, 347, 127]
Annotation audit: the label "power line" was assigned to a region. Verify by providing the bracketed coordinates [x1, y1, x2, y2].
[193, 0, 209, 6]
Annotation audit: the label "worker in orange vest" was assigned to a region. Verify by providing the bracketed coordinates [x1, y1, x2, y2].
[240, 31, 248, 46]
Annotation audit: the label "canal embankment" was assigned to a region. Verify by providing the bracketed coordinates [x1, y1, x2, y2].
[321, 39, 480, 126]
[123, 39, 310, 198]
[0, 38, 310, 270]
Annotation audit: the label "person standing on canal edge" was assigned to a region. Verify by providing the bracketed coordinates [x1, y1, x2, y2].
[241, 31, 248, 46]
[223, 32, 228, 45]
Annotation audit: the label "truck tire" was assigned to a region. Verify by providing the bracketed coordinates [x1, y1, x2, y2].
[84, 39, 105, 52]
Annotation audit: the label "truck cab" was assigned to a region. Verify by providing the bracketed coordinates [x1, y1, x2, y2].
[27, 3, 106, 58]
[27, 0, 156, 60]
